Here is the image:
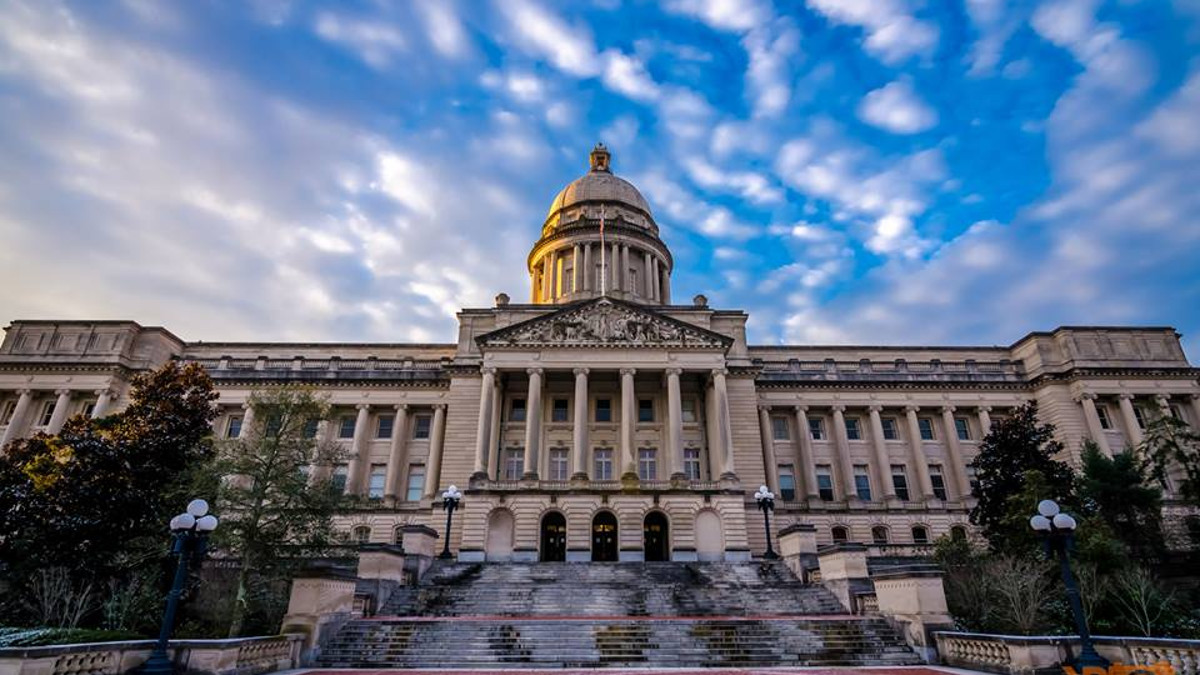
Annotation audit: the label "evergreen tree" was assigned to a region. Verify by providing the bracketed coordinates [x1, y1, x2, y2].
[969, 403, 1076, 551]
[1139, 414, 1200, 508]
[1077, 442, 1164, 563]
[213, 387, 344, 637]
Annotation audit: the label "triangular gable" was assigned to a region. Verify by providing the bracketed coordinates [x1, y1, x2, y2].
[477, 297, 733, 351]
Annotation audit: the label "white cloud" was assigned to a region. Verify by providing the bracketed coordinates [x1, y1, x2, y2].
[806, 0, 938, 64]
[856, 80, 938, 134]
[601, 50, 661, 102]
[682, 157, 782, 204]
[742, 22, 800, 118]
[313, 12, 406, 68]
[415, 0, 468, 59]
[498, 0, 600, 76]
[664, 0, 772, 32]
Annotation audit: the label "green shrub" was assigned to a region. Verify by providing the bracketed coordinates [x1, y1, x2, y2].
[0, 627, 144, 647]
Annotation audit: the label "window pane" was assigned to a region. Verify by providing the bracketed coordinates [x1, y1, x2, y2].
[891, 465, 910, 501]
[816, 465, 834, 501]
[681, 398, 697, 422]
[1096, 405, 1112, 429]
[831, 527, 848, 543]
[638, 448, 657, 480]
[406, 466, 425, 501]
[332, 465, 348, 492]
[955, 417, 971, 441]
[413, 415, 431, 439]
[779, 470, 796, 502]
[929, 466, 947, 500]
[912, 526, 929, 544]
[808, 417, 824, 440]
[339, 416, 356, 439]
[377, 415, 394, 439]
[227, 416, 243, 439]
[684, 448, 701, 480]
[303, 418, 320, 439]
[771, 417, 789, 440]
[550, 448, 569, 480]
[595, 399, 612, 422]
[368, 466, 386, 499]
[918, 418, 935, 440]
[638, 399, 654, 422]
[845, 418, 861, 440]
[552, 399, 569, 422]
[881, 418, 898, 440]
[872, 526, 888, 544]
[510, 399, 526, 422]
[853, 465, 871, 500]
[594, 448, 613, 480]
[503, 449, 524, 480]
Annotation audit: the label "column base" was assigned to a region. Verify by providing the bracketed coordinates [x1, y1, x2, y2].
[570, 471, 590, 483]
[669, 472, 688, 486]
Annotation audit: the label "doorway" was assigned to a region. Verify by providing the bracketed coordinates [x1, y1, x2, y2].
[540, 511, 567, 562]
[643, 511, 670, 561]
[591, 511, 618, 562]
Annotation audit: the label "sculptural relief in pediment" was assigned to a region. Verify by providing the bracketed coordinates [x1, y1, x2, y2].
[480, 299, 730, 350]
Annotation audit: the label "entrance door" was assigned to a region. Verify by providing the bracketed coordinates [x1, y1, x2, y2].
[540, 512, 567, 562]
[643, 511, 670, 561]
[591, 511, 618, 562]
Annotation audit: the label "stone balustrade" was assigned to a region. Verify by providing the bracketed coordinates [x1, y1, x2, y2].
[0, 635, 303, 675]
[179, 356, 449, 382]
[757, 357, 1024, 383]
[470, 478, 728, 493]
[935, 632, 1200, 675]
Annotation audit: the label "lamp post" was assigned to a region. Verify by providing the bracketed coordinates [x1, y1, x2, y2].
[1029, 499, 1107, 669]
[439, 485, 462, 559]
[754, 485, 779, 560]
[140, 499, 219, 675]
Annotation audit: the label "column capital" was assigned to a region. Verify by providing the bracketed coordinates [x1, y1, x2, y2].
[526, 367, 544, 377]
[941, 405, 956, 414]
[94, 388, 113, 397]
[573, 367, 590, 376]
[480, 366, 497, 376]
[15, 388, 32, 396]
[1119, 393, 1136, 401]
[1154, 395, 1171, 405]
[54, 388, 72, 397]
[241, 402, 253, 411]
[393, 403, 409, 411]
[977, 405, 993, 412]
[904, 404, 921, 413]
[758, 405, 771, 414]
[793, 404, 809, 413]
[831, 404, 846, 413]
[1075, 393, 1097, 403]
[620, 368, 637, 377]
[664, 367, 683, 377]
[1191, 393, 1200, 402]
[709, 368, 728, 378]
[432, 403, 447, 410]
[867, 404, 884, 413]
[356, 403, 371, 411]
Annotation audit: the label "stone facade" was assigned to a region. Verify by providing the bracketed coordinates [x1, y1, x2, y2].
[2, 145, 1198, 560]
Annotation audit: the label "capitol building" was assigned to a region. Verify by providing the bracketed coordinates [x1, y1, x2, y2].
[2, 144, 1198, 562]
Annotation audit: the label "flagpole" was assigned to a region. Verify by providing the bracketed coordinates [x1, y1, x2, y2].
[599, 205, 607, 296]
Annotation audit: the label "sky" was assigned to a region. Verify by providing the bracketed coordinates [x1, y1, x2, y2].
[1, 0, 1199, 356]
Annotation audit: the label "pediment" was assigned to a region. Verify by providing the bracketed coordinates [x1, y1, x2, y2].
[477, 298, 732, 351]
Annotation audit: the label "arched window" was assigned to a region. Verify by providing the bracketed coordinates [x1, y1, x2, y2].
[393, 525, 405, 545]
[831, 526, 849, 544]
[352, 525, 371, 544]
[871, 525, 889, 544]
[911, 525, 929, 544]
[950, 525, 968, 542]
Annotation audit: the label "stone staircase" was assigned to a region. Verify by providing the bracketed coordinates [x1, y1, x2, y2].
[318, 561, 923, 669]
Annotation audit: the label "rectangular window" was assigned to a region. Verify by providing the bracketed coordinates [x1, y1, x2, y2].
[684, 447, 701, 480]
[303, 418, 320, 439]
[405, 465, 425, 501]
[637, 447, 657, 480]
[265, 415, 282, 438]
[638, 399, 654, 423]
[38, 401, 55, 427]
[1133, 405, 1147, 429]
[551, 398, 569, 422]
[377, 414, 394, 439]
[412, 414, 432, 439]
[503, 449, 524, 480]
[1096, 405, 1112, 430]
[918, 418, 936, 441]
[778, 466, 796, 502]
[0, 401, 15, 425]
[771, 416, 790, 440]
[595, 398, 612, 422]
[510, 398, 527, 422]
[808, 417, 825, 440]
[331, 465, 349, 493]
[226, 415, 243, 439]
[891, 465, 910, 501]
[881, 417, 899, 440]
[854, 464, 872, 500]
[368, 465, 386, 499]
[816, 465, 835, 501]
[549, 447, 569, 480]
[955, 417, 971, 441]
[681, 398, 697, 423]
[81, 402, 96, 418]
[967, 464, 980, 495]
[594, 448, 614, 480]
[338, 415, 356, 439]
[929, 465, 947, 501]
[844, 417, 861, 440]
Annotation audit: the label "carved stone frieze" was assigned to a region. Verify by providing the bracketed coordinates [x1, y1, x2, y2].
[478, 298, 731, 350]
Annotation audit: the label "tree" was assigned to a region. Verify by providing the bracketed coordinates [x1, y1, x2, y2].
[970, 403, 1076, 551]
[0, 362, 218, 592]
[1139, 414, 1200, 508]
[213, 387, 344, 637]
[1076, 442, 1164, 563]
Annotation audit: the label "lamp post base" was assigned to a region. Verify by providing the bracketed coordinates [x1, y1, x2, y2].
[137, 654, 176, 675]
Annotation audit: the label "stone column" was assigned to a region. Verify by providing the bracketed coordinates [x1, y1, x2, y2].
[241, 402, 257, 439]
[541, 254, 552, 301]
[488, 378, 502, 479]
[473, 368, 496, 479]
[46, 389, 74, 433]
[712, 369, 736, 480]
[572, 244, 582, 295]
[92, 389, 114, 418]
[523, 368, 544, 479]
[756, 406, 779, 493]
[424, 404, 447, 496]
[384, 404, 410, 500]
[1078, 394, 1113, 456]
[662, 270, 671, 304]
[345, 404, 371, 494]
[642, 250, 652, 298]
[867, 405, 896, 500]
[1191, 395, 1200, 430]
[307, 419, 332, 484]
[1118, 394, 1144, 446]
[705, 381, 722, 479]
[0, 389, 33, 446]
[940, 406, 971, 499]
[667, 368, 686, 480]
[583, 243, 593, 291]
[572, 368, 590, 479]
[977, 406, 993, 437]
[621, 245, 630, 293]
[611, 242, 621, 291]
[905, 406, 935, 499]
[620, 368, 637, 478]
[793, 405, 820, 500]
[831, 406, 857, 501]
[651, 257, 660, 302]
[1155, 395, 1173, 419]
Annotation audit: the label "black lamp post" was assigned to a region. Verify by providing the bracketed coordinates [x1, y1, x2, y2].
[439, 485, 462, 559]
[755, 485, 779, 560]
[1030, 499, 1107, 669]
[140, 499, 219, 675]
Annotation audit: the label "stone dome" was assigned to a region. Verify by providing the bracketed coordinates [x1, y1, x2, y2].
[543, 144, 655, 232]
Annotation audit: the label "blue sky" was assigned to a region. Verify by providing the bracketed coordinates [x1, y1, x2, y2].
[1, 0, 1199, 356]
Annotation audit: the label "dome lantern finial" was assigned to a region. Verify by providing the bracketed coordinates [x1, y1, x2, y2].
[589, 142, 611, 173]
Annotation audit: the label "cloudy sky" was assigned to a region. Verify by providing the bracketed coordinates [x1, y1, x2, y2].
[1, 0, 1198, 356]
